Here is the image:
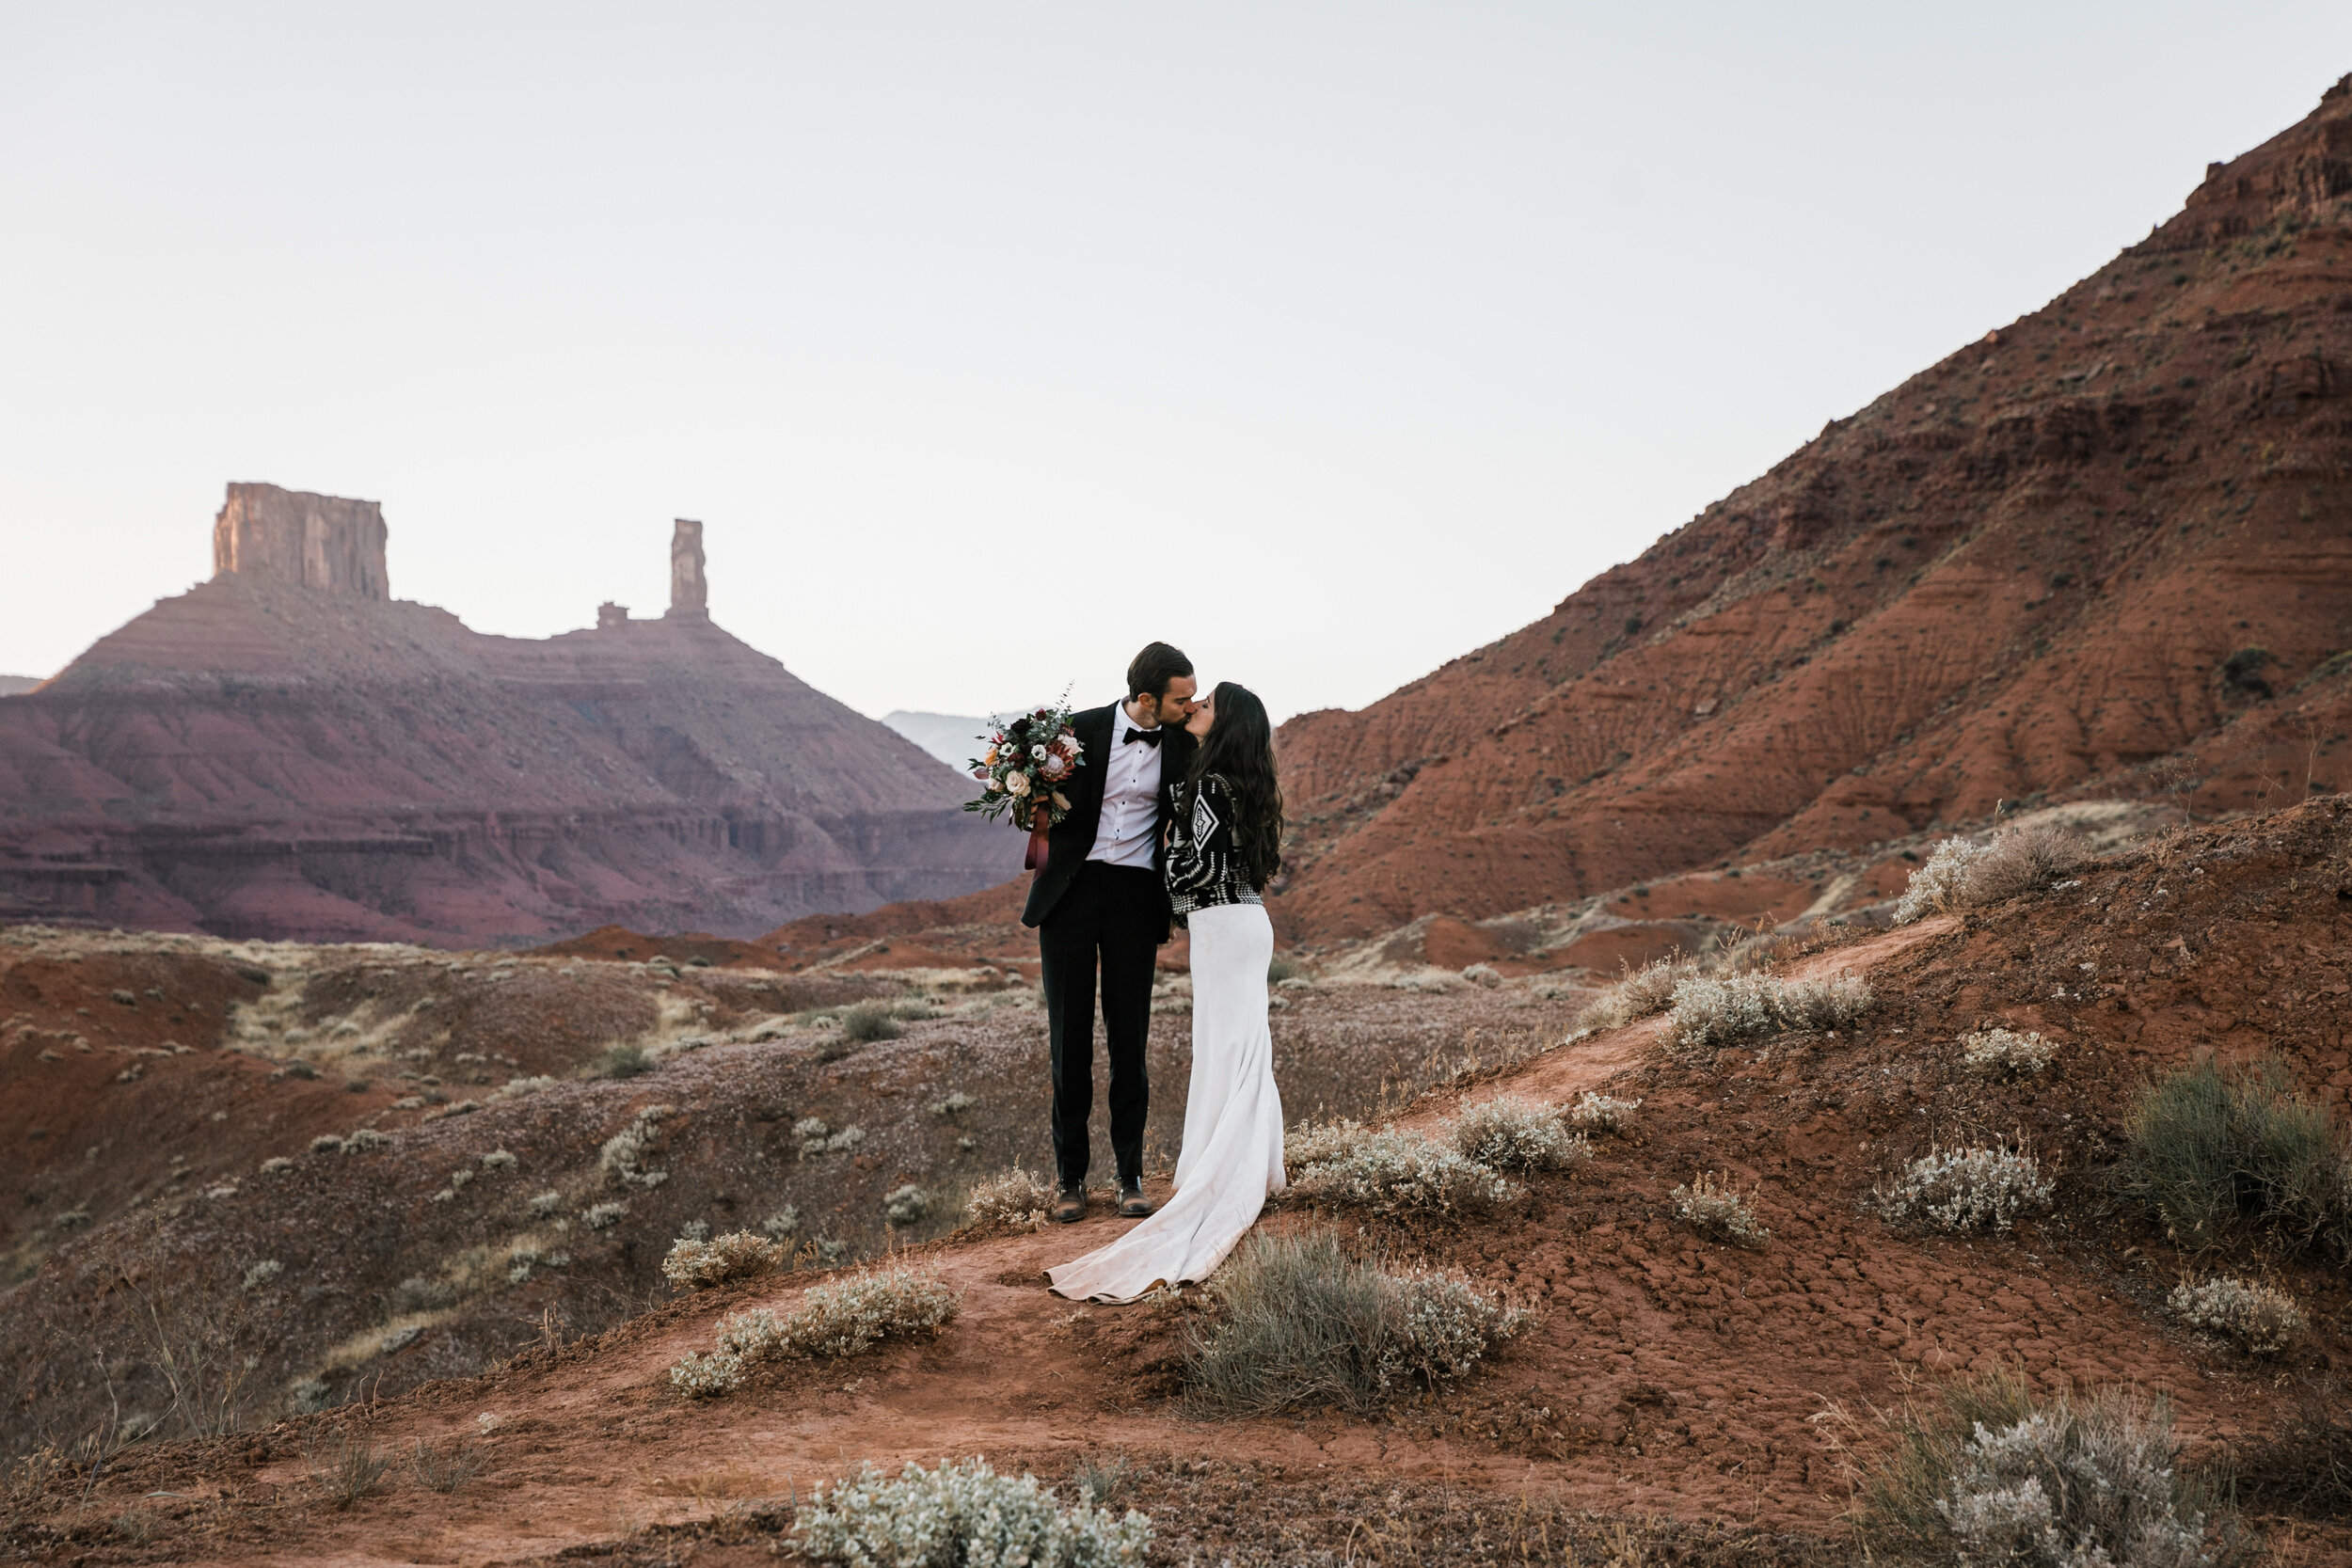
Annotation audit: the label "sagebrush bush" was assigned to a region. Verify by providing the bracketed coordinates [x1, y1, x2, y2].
[1567, 1092, 1642, 1133]
[840, 1004, 901, 1043]
[963, 1166, 1056, 1232]
[593, 1043, 650, 1080]
[671, 1268, 962, 1395]
[241, 1259, 282, 1291]
[1576, 956, 1698, 1032]
[1857, 1370, 2248, 1568]
[1184, 1230, 1527, 1414]
[597, 1104, 673, 1189]
[1896, 825, 2082, 923]
[1289, 1128, 1518, 1216]
[2118, 1056, 2352, 1259]
[1446, 1097, 1591, 1173]
[1875, 1145, 2053, 1234]
[580, 1200, 628, 1230]
[1666, 972, 1872, 1054]
[2169, 1276, 2304, 1355]
[762, 1206, 802, 1240]
[1282, 1119, 1367, 1171]
[342, 1128, 389, 1154]
[793, 1457, 1152, 1568]
[883, 1183, 930, 1226]
[1672, 1172, 1771, 1249]
[1962, 1027, 2057, 1077]
[660, 1230, 787, 1290]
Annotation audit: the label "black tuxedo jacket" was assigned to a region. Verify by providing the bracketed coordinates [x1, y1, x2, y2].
[1020, 701, 1197, 938]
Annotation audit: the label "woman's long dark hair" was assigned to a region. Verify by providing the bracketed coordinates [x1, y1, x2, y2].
[1187, 681, 1283, 891]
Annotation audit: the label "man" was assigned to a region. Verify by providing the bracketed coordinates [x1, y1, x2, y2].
[1023, 641, 1199, 1224]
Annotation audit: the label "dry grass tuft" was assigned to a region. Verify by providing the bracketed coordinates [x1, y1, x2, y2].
[961, 1165, 1055, 1233]
[1672, 1172, 1771, 1249]
[660, 1230, 787, 1290]
[1576, 956, 1698, 1032]
[1896, 824, 2083, 923]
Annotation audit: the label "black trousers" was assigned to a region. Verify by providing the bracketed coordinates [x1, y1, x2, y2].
[1039, 859, 1161, 1188]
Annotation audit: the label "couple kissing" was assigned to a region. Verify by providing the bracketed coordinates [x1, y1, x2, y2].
[1015, 641, 1286, 1304]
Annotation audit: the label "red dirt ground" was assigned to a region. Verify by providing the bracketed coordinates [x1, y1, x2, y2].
[12, 796, 2348, 1565]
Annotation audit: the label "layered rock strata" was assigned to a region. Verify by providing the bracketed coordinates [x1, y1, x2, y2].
[0, 490, 1018, 943]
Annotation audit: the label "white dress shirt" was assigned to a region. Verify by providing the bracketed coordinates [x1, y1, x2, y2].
[1087, 707, 1165, 869]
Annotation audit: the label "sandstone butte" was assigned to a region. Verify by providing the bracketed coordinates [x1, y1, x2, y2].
[1264, 73, 2352, 942]
[0, 485, 1020, 944]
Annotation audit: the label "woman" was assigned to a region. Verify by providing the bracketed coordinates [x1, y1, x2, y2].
[1045, 681, 1287, 1303]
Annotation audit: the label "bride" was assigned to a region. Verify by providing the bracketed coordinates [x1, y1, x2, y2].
[1045, 681, 1287, 1304]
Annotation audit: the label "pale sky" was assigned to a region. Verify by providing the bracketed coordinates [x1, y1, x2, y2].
[4, 7, 2347, 722]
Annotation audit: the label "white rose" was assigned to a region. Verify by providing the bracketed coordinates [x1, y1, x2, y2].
[1006, 772, 1030, 796]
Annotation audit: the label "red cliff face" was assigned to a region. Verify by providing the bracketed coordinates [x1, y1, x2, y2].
[1272, 74, 2352, 941]
[0, 490, 1020, 944]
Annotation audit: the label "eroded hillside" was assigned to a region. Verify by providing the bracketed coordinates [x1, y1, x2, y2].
[1270, 75, 2352, 942]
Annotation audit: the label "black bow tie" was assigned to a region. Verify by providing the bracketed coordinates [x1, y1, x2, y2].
[1122, 727, 1164, 748]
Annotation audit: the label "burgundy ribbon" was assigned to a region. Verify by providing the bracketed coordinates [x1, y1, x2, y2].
[1024, 803, 1051, 873]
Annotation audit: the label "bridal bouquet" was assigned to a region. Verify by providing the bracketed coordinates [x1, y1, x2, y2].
[965, 701, 1083, 869]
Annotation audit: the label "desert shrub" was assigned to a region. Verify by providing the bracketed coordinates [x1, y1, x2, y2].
[309, 1134, 344, 1155]
[661, 1230, 787, 1289]
[1666, 972, 1872, 1054]
[241, 1260, 282, 1291]
[490, 1075, 558, 1101]
[1460, 962, 1502, 988]
[287, 1377, 331, 1415]
[526, 1190, 562, 1219]
[580, 1200, 628, 1230]
[1289, 1128, 1518, 1217]
[598, 1104, 673, 1190]
[259, 1156, 294, 1176]
[409, 1437, 483, 1494]
[796, 1117, 866, 1158]
[676, 1267, 961, 1394]
[1856, 1370, 2248, 1568]
[1266, 955, 1299, 983]
[1962, 1027, 2058, 1078]
[792, 1457, 1152, 1568]
[391, 1275, 458, 1312]
[1895, 837, 1993, 923]
[342, 1128, 389, 1154]
[928, 1090, 975, 1118]
[593, 1043, 651, 1080]
[762, 1206, 802, 1240]
[677, 1219, 710, 1243]
[1576, 956, 1697, 1032]
[964, 1165, 1055, 1232]
[1567, 1092, 1641, 1133]
[1281, 1119, 1368, 1171]
[1446, 1097, 1591, 1173]
[309, 1435, 389, 1511]
[2169, 1276, 2304, 1355]
[1183, 1230, 1527, 1414]
[1770, 974, 1875, 1031]
[883, 1184, 931, 1226]
[1896, 825, 2082, 923]
[1964, 823, 2085, 906]
[2117, 1056, 2352, 1259]
[1875, 1145, 2054, 1234]
[1672, 1172, 1771, 1249]
[840, 1004, 901, 1043]
[668, 1350, 746, 1399]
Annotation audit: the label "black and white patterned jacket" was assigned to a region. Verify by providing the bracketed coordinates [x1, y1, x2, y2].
[1165, 772, 1263, 922]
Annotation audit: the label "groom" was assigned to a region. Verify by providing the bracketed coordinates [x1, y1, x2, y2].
[1023, 641, 1199, 1225]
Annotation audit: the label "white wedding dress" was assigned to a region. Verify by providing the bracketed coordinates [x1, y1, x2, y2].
[1045, 899, 1286, 1304]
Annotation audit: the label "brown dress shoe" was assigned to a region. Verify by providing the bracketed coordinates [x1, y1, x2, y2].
[1118, 1180, 1153, 1219]
[1053, 1185, 1088, 1224]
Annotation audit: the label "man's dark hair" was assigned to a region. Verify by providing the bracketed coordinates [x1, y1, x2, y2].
[1126, 641, 1194, 704]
